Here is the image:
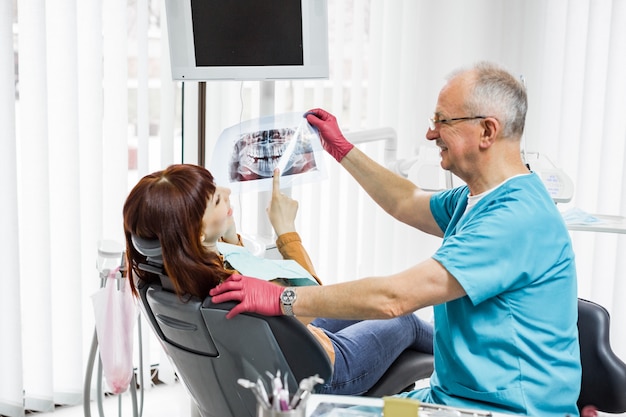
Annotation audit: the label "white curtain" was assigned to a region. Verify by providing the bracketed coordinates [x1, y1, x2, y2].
[2, 1, 625, 415]
[1, 0, 180, 415]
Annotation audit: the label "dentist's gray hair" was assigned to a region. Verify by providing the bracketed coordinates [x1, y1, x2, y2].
[448, 61, 527, 140]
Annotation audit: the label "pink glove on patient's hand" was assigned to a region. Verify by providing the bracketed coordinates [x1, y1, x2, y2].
[305, 108, 354, 163]
[210, 274, 283, 319]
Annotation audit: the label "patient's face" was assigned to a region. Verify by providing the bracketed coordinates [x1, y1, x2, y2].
[201, 186, 233, 243]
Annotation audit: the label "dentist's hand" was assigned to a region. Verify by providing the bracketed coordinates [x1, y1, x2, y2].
[210, 274, 283, 319]
[305, 108, 354, 163]
[267, 168, 298, 236]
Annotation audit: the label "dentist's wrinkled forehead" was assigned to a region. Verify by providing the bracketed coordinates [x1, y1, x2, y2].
[436, 70, 475, 114]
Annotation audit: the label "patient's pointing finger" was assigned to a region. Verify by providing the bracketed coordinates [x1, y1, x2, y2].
[272, 168, 281, 195]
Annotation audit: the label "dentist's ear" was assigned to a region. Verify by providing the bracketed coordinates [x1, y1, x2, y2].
[479, 117, 500, 148]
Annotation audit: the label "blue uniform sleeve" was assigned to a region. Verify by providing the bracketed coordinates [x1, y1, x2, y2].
[429, 186, 469, 232]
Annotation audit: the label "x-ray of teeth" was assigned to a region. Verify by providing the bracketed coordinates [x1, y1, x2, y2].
[229, 128, 317, 181]
[210, 112, 327, 194]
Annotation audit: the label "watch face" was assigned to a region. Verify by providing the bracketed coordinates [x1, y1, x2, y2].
[282, 288, 296, 304]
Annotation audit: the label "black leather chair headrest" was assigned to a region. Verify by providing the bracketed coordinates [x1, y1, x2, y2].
[131, 234, 163, 264]
[131, 234, 178, 292]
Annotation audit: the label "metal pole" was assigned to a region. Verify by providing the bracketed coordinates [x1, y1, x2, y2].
[198, 82, 207, 167]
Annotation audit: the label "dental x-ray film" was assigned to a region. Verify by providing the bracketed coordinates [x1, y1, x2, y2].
[210, 112, 327, 193]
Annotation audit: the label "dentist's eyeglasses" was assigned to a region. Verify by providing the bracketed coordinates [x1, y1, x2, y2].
[428, 114, 487, 131]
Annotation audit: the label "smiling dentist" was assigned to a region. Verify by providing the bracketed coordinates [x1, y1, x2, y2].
[210, 61, 581, 417]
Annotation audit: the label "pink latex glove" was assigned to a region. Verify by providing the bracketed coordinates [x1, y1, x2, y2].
[581, 406, 598, 417]
[305, 108, 354, 162]
[209, 274, 283, 319]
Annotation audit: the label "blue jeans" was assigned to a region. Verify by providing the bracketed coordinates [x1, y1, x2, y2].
[311, 314, 433, 395]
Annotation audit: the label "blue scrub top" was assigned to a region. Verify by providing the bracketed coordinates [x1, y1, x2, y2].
[405, 173, 581, 417]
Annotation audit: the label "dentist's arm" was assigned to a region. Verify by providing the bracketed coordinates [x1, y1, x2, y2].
[305, 108, 441, 237]
[210, 257, 466, 319]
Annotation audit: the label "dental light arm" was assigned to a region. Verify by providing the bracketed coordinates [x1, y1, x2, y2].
[343, 127, 398, 169]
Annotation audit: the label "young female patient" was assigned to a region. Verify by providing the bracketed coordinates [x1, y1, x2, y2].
[123, 163, 433, 395]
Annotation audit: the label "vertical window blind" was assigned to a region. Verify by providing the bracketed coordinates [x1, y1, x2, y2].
[1, 1, 625, 415]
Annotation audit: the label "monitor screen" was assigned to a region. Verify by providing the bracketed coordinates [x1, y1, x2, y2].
[164, 0, 329, 81]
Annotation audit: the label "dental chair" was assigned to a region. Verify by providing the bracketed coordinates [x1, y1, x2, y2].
[577, 298, 626, 414]
[132, 236, 434, 417]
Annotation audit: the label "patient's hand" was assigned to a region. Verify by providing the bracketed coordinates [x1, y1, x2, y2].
[267, 169, 298, 236]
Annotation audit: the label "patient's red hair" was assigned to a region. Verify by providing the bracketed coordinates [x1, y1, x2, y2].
[123, 164, 232, 299]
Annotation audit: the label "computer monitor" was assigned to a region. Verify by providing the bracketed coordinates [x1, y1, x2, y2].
[163, 0, 329, 81]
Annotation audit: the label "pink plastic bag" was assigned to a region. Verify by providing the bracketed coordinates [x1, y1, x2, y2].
[91, 272, 137, 394]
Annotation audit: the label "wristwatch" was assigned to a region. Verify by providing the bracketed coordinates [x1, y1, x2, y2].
[280, 287, 297, 316]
